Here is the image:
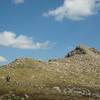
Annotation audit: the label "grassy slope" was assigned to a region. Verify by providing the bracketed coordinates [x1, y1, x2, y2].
[0, 46, 100, 100]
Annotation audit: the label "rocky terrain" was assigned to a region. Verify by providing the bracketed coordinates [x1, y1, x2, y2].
[0, 45, 100, 100]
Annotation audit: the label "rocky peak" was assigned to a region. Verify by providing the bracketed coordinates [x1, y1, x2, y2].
[65, 45, 100, 58]
[65, 45, 87, 58]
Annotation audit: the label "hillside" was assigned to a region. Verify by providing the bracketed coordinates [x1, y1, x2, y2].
[0, 45, 100, 100]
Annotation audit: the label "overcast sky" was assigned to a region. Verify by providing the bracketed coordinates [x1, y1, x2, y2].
[0, 0, 100, 65]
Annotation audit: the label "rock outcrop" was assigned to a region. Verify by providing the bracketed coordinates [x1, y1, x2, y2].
[65, 45, 87, 57]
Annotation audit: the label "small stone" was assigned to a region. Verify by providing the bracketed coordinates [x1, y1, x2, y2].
[53, 87, 61, 93]
[25, 94, 29, 98]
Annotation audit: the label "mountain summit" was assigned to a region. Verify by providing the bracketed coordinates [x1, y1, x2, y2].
[65, 45, 100, 57]
[0, 45, 100, 100]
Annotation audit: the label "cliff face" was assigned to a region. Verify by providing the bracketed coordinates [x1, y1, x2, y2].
[0, 45, 100, 100]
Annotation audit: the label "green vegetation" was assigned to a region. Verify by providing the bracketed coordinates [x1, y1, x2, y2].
[0, 45, 100, 100]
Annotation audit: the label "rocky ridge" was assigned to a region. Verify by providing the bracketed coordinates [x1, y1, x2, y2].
[0, 45, 100, 100]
